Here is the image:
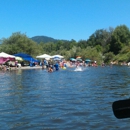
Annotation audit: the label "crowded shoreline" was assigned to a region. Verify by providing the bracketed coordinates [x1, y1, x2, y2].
[1, 52, 130, 72]
[0, 56, 129, 72]
[0, 59, 112, 72]
[0, 59, 89, 72]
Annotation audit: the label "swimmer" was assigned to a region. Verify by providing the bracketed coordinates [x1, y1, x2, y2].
[48, 67, 53, 72]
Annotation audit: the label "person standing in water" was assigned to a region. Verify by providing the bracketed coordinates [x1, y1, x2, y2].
[54, 62, 59, 71]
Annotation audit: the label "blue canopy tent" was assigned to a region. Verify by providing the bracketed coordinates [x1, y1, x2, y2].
[13, 53, 39, 66]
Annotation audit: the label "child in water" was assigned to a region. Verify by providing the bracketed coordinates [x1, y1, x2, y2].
[48, 66, 53, 72]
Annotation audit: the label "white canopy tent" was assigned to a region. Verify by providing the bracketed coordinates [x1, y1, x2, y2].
[36, 54, 52, 59]
[0, 52, 16, 64]
[0, 52, 15, 58]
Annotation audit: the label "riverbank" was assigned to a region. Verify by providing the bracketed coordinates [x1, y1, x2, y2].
[10, 65, 42, 70]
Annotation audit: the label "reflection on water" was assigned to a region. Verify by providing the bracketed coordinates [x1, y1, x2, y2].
[0, 66, 130, 129]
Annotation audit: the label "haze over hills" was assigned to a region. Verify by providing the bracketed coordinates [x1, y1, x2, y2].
[30, 36, 69, 43]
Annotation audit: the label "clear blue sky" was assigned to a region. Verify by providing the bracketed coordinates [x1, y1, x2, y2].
[0, 0, 130, 41]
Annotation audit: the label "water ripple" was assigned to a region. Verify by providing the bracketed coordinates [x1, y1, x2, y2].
[0, 66, 130, 129]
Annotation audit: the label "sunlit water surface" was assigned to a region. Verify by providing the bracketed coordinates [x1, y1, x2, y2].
[0, 66, 130, 130]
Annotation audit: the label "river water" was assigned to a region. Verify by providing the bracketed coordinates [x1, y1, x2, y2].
[0, 66, 130, 130]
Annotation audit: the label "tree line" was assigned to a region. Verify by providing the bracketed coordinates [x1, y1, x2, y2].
[0, 24, 130, 65]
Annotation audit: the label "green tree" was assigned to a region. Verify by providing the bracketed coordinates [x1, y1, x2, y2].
[87, 28, 113, 54]
[110, 25, 130, 54]
[104, 52, 115, 63]
[1, 32, 40, 57]
[77, 40, 87, 49]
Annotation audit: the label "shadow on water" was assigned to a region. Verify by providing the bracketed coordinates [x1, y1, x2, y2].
[0, 66, 130, 129]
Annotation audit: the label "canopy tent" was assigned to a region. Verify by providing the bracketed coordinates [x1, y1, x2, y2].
[0, 52, 15, 58]
[13, 53, 39, 62]
[52, 55, 64, 58]
[36, 54, 52, 59]
[0, 52, 15, 64]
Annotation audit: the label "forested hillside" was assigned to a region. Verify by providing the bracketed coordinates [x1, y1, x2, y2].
[30, 36, 69, 43]
[0, 24, 130, 65]
[31, 36, 58, 43]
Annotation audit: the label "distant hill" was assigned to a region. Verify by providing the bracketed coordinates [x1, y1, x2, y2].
[30, 36, 68, 43]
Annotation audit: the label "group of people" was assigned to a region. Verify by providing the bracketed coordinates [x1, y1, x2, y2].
[0, 58, 113, 72]
[0, 65, 10, 71]
[0, 60, 20, 71]
[40, 58, 92, 72]
[41, 59, 60, 72]
[42, 58, 92, 71]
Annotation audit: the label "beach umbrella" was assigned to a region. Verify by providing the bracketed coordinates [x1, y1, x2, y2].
[53, 57, 61, 61]
[70, 58, 76, 61]
[85, 59, 91, 62]
[52, 55, 64, 58]
[76, 58, 82, 61]
[15, 56, 23, 61]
